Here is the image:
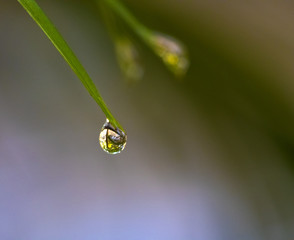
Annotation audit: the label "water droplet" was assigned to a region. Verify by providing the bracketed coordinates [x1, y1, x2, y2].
[99, 119, 127, 154]
[148, 32, 189, 77]
[115, 37, 144, 83]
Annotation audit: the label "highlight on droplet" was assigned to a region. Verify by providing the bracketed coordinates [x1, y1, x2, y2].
[148, 32, 189, 78]
[99, 119, 127, 154]
[115, 37, 144, 83]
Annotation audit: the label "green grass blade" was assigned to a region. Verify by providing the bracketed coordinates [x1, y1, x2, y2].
[17, 0, 123, 130]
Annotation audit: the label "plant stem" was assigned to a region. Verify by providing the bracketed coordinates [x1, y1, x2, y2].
[17, 0, 123, 130]
[103, 0, 152, 42]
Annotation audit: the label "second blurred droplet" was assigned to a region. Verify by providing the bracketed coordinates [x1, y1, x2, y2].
[115, 37, 144, 83]
[149, 32, 189, 78]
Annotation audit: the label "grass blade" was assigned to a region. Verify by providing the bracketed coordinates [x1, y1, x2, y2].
[17, 0, 123, 130]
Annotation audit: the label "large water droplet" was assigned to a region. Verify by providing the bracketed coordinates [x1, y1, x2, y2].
[115, 37, 144, 83]
[149, 32, 189, 77]
[99, 119, 127, 154]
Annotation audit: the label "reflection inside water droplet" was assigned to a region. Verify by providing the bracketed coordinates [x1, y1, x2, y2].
[99, 119, 127, 154]
[149, 32, 189, 77]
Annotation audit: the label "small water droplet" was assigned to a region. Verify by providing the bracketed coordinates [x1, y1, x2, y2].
[115, 37, 144, 83]
[149, 32, 189, 77]
[99, 119, 127, 154]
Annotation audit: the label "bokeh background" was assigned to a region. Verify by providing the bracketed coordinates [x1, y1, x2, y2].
[1, 0, 294, 239]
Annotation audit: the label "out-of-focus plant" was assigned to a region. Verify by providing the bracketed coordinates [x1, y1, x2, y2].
[100, 0, 189, 80]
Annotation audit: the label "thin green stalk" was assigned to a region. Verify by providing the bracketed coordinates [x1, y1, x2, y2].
[17, 0, 123, 130]
[98, 0, 122, 43]
[103, 0, 152, 42]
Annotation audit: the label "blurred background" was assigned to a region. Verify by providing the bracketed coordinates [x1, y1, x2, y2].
[1, 0, 294, 239]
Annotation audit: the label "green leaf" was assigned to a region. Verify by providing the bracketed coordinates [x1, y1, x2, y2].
[17, 0, 123, 130]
